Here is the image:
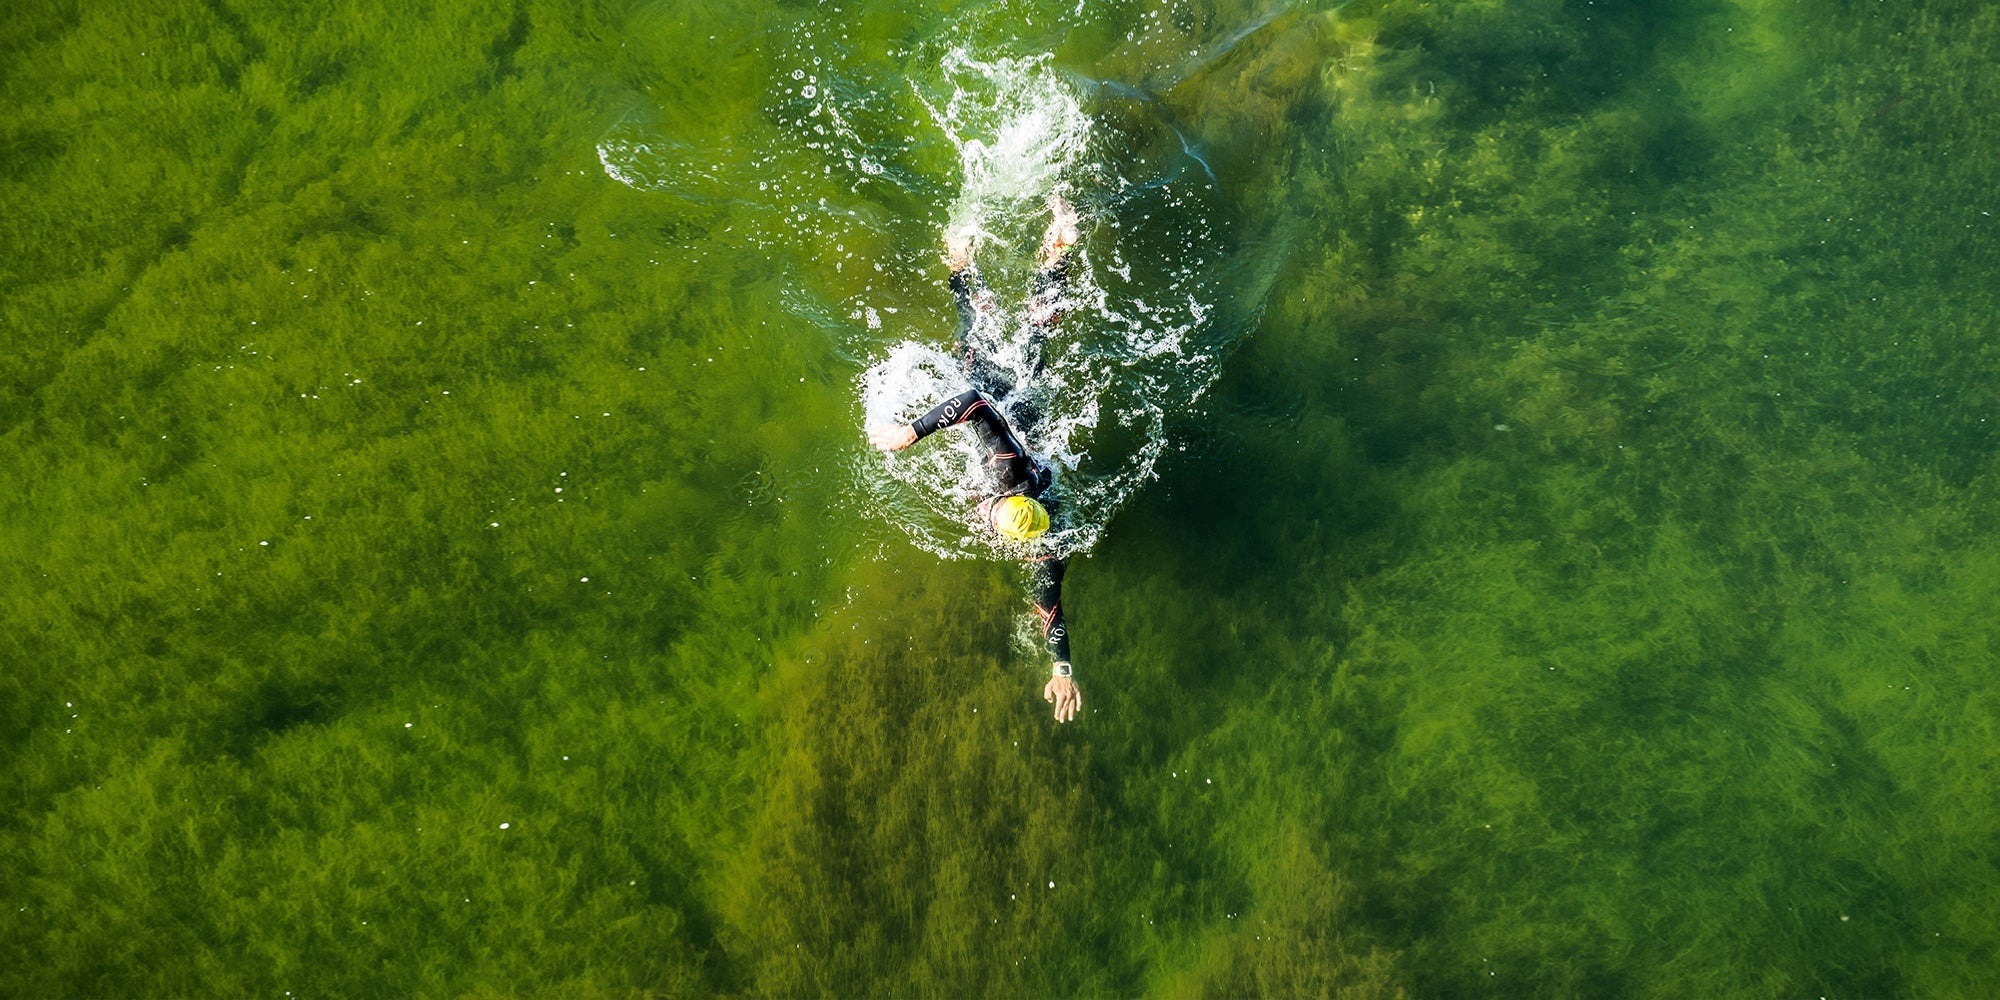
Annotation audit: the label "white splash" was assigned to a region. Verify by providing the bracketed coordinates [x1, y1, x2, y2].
[923, 51, 1092, 236]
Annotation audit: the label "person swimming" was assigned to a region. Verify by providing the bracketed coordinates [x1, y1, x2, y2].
[868, 194, 1084, 723]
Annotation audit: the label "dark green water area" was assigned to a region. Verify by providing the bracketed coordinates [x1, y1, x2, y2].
[6, 0, 2000, 995]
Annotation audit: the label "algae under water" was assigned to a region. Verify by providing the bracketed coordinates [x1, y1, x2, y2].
[4, 0, 2000, 996]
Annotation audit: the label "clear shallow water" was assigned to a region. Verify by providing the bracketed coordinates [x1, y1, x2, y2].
[5, 0, 2000, 996]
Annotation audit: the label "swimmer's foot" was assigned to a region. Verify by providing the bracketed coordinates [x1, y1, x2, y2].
[1040, 193, 1080, 267]
[944, 229, 976, 272]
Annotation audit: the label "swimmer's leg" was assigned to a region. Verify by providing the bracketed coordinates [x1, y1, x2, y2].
[1039, 193, 1081, 270]
[945, 230, 1010, 395]
[949, 267, 990, 348]
[1027, 193, 1080, 333]
[1019, 193, 1081, 410]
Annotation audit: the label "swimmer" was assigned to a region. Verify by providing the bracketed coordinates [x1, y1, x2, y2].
[870, 194, 1084, 722]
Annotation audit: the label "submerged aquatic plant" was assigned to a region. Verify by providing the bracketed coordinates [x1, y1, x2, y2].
[5, 0, 2000, 996]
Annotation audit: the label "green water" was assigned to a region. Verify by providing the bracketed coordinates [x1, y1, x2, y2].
[6, 0, 2000, 995]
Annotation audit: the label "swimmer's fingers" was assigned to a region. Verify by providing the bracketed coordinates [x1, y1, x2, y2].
[1043, 676, 1081, 723]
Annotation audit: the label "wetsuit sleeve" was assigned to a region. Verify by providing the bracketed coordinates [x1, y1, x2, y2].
[912, 390, 1021, 449]
[910, 388, 986, 440]
[1029, 558, 1072, 666]
[909, 389, 1045, 495]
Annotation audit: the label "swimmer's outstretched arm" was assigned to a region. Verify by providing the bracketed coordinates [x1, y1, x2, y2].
[1027, 195, 1082, 330]
[1032, 559, 1080, 723]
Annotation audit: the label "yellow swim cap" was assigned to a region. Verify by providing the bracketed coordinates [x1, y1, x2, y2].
[993, 495, 1050, 540]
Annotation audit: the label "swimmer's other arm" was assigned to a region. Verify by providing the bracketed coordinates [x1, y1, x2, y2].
[868, 388, 987, 452]
[1034, 563, 1080, 723]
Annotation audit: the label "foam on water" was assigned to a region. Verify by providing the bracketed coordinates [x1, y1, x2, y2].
[924, 51, 1091, 236]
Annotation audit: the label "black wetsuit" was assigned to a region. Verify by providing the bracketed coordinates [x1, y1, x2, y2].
[910, 387, 1072, 667]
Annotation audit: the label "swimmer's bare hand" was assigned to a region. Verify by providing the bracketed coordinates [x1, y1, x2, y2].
[869, 423, 918, 451]
[1043, 675, 1081, 723]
